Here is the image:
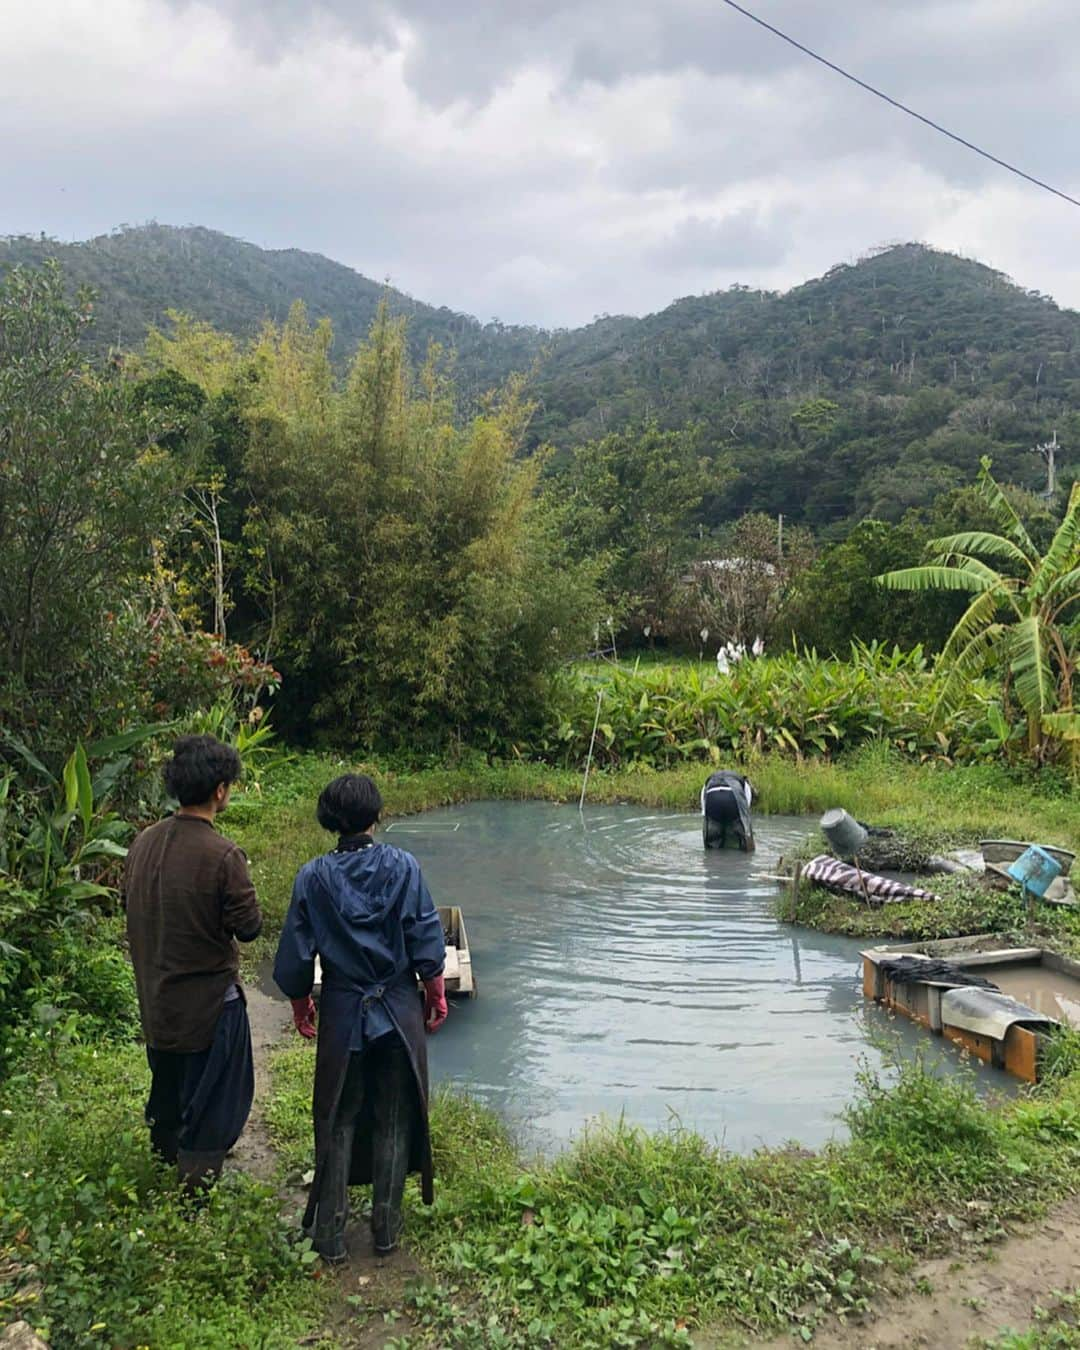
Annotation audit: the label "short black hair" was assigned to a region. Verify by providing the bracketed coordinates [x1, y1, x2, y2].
[317, 773, 383, 835]
[164, 735, 242, 806]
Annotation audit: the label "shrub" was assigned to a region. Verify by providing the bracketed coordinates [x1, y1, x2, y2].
[0, 263, 193, 751]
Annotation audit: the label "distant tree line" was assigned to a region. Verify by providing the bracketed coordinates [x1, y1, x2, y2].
[2, 256, 1075, 763]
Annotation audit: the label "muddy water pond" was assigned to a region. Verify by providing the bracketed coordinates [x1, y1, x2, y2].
[386, 802, 1013, 1153]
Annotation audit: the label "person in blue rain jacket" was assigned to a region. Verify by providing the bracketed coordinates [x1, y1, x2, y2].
[273, 773, 446, 1261]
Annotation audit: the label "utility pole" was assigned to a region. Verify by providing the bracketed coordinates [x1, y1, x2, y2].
[1034, 430, 1058, 499]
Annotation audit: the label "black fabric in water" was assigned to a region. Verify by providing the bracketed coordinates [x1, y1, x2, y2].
[878, 957, 999, 990]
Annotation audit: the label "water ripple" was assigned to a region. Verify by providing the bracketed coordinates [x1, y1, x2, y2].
[412, 801, 1006, 1153]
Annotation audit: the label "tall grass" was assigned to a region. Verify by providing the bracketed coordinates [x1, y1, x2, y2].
[541, 645, 997, 768]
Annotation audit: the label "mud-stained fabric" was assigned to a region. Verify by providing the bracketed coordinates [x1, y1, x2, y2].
[801, 855, 940, 904]
[878, 956, 998, 989]
[273, 834, 446, 1215]
[306, 1035, 417, 1258]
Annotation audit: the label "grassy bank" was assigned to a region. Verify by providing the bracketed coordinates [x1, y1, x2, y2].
[0, 1043, 326, 1348]
[785, 868, 1080, 952]
[266, 1041, 1080, 1347]
[226, 746, 1080, 949]
[4, 747, 1080, 1347]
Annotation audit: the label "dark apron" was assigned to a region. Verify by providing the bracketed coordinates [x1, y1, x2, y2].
[303, 968, 433, 1230]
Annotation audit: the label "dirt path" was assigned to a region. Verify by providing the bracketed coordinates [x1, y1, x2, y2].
[229, 980, 291, 1183]
[232, 983, 421, 1350]
[756, 1194, 1080, 1349]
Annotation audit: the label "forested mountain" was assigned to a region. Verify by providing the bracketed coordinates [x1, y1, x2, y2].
[532, 245, 1080, 530]
[3, 225, 1078, 530]
[0, 224, 546, 401]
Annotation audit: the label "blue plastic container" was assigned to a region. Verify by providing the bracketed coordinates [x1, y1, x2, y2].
[1007, 845, 1063, 898]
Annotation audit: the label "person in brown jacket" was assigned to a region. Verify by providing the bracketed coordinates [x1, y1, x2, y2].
[124, 735, 263, 1189]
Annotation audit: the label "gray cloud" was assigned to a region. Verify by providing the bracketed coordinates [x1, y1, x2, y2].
[649, 209, 790, 273]
[4, 0, 1080, 329]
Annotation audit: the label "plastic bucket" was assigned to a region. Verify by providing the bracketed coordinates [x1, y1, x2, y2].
[1007, 845, 1062, 898]
[820, 808, 869, 858]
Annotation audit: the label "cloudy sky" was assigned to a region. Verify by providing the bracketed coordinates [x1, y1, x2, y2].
[3, 0, 1079, 327]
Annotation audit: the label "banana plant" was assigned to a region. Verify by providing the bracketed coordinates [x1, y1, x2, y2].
[878, 457, 1080, 761]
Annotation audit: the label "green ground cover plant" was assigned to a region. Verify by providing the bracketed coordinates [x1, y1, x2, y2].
[0, 1042, 325, 1349]
[983, 1288, 1080, 1348]
[266, 1041, 1080, 1348]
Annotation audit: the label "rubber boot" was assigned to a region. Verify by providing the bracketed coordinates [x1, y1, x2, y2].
[150, 1123, 180, 1167]
[177, 1148, 226, 1194]
[311, 1124, 354, 1264]
[370, 1053, 413, 1254]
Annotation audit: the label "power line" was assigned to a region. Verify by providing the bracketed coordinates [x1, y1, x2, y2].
[717, 0, 1080, 211]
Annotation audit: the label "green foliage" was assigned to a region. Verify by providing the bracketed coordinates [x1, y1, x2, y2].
[12, 229, 1078, 539]
[0, 262, 193, 749]
[0, 739, 148, 1061]
[984, 1295, 1080, 1350]
[532, 245, 1080, 531]
[0, 1043, 322, 1348]
[782, 519, 965, 654]
[159, 300, 601, 751]
[879, 458, 1080, 759]
[845, 1055, 1019, 1187]
[671, 511, 815, 651]
[557, 421, 713, 639]
[541, 646, 997, 768]
[182, 702, 290, 792]
[1, 224, 546, 403]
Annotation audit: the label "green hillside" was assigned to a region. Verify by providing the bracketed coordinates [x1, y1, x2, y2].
[532, 244, 1080, 528]
[0, 223, 545, 401]
[3, 226, 1077, 529]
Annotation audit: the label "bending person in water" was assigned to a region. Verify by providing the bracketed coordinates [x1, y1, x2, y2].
[701, 770, 756, 852]
[274, 773, 447, 1261]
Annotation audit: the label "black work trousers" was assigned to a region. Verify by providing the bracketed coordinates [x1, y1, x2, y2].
[310, 1034, 416, 1260]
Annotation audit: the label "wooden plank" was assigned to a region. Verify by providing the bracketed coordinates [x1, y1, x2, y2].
[1004, 1025, 1040, 1083]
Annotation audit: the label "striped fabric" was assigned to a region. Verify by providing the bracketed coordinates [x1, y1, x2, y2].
[800, 854, 940, 905]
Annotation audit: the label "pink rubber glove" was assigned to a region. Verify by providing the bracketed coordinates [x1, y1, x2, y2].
[422, 975, 448, 1033]
[291, 996, 317, 1039]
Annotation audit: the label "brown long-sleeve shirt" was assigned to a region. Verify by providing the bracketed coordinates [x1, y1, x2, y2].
[124, 815, 263, 1053]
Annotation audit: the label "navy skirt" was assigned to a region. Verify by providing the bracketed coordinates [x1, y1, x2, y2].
[145, 998, 254, 1155]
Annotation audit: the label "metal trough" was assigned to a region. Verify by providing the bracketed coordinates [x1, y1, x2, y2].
[862, 935, 1080, 1082]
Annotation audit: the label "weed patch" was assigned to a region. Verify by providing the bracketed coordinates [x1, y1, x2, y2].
[268, 1042, 1080, 1347]
[0, 1041, 324, 1348]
